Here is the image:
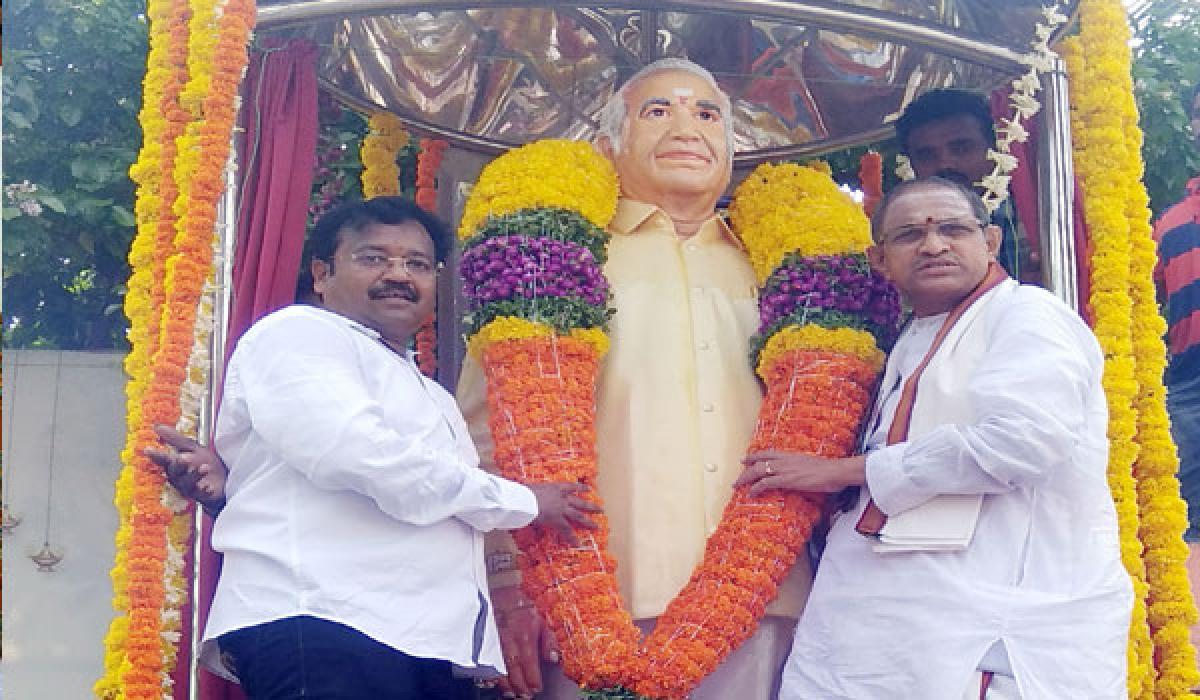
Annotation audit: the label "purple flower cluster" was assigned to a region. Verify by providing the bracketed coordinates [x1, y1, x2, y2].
[758, 254, 901, 331]
[460, 235, 608, 306]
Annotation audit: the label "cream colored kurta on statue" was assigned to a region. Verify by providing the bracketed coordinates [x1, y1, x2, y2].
[458, 197, 812, 620]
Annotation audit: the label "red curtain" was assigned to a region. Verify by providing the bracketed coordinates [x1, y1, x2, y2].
[170, 37, 320, 700]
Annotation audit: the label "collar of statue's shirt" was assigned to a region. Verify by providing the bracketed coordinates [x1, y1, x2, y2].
[609, 197, 746, 252]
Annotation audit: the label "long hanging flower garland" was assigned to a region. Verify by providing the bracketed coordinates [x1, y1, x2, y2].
[414, 138, 447, 377]
[635, 163, 899, 699]
[976, 5, 1068, 213]
[360, 111, 408, 199]
[97, 0, 192, 695]
[1112, 19, 1199, 697]
[1059, 33, 1154, 700]
[1065, 1, 1200, 696]
[460, 144, 898, 698]
[459, 140, 637, 692]
[97, 0, 256, 697]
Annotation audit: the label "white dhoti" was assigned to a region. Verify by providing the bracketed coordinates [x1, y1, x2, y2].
[539, 616, 796, 699]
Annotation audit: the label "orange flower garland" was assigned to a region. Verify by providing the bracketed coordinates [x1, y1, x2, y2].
[98, 0, 193, 696]
[628, 164, 896, 698]
[463, 146, 896, 698]
[414, 138, 446, 377]
[481, 336, 643, 689]
[461, 141, 639, 691]
[859, 151, 884, 218]
[415, 137, 446, 211]
[98, 0, 256, 697]
[635, 347, 880, 697]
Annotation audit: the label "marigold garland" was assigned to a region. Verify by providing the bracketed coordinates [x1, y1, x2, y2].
[1061, 32, 1155, 699]
[414, 138, 446, 377]
[859, 151, 883, 218]
[1062, 3, 1200, 693]
[464, 146, 898, 697]
[1068, 2, 1200, 696]
[457, 139, 619, 240]
[97, 0, 192, 696]
[415, 137, 446, 211]
[360, 111, 409, 199]
[727, 162, 874, 281]
[633, 162, 899, 699]
[462, 140, 640, 692]
[98, 0, 255, 697]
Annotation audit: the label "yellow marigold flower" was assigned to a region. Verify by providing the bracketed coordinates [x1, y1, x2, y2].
[467, 316, 556, 357]
[458, 139, 618, 240]
[467, 317, 610, 358]
[569, 327, 610, 357]
[729, 162, 872, 283]
[756, 325, 883, 378]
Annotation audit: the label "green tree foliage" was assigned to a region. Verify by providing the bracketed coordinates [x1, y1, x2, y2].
[1132, 0, 1200, 217]
[3, 0, 148, 349]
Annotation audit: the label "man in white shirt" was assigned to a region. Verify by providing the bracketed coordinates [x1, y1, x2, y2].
[167, 197, 598, 699]
[738, 177, 1133, 698]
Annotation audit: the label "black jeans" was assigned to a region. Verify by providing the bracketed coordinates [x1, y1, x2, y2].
[219, 616, 477, 700]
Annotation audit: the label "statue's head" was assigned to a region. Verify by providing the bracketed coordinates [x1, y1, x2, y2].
[594, 58, 733, 212]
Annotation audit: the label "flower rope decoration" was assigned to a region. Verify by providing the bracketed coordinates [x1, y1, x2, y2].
[460, 140, 639, 692]
[462, 146, 899, 698]
[640, 164, 898, 698]
[97, 0, 256, 697]
[859, 151, 884, 218]
[414, 138, 447, 377]
[360, 111, 408, 199]
[1060, 32, 1154, 699]
[1064, 1, 1200, 695]
[97, 0, 192, 695]
[976, 4, 1069, 213]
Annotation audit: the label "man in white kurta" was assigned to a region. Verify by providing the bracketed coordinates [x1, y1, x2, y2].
[740, 177, 1133, 699]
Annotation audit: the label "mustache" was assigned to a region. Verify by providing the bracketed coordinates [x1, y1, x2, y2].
[368, 281, 418, 301]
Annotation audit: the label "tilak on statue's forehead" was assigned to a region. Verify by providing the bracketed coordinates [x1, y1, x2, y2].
[673, 87, 694, 104]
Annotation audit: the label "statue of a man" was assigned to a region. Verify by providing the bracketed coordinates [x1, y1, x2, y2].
[459, 57, 813, 699]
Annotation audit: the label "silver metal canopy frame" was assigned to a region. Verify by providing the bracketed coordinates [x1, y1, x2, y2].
[1036, 57, 1079, 311]
[258, 0, 1029, 74]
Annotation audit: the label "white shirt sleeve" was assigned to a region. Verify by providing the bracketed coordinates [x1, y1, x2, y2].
[224, 312, 537, 531]
[866, 292, 1100, 516]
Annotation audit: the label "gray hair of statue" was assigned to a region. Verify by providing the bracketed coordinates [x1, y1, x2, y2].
[595, 58, 735, 161]
[869, 176, 992, 244]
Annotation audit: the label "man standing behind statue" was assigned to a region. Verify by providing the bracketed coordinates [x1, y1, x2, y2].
[457, 58, 812, 699]
[739, 177, 1133, 698]
[896, 88, 1038, 283]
